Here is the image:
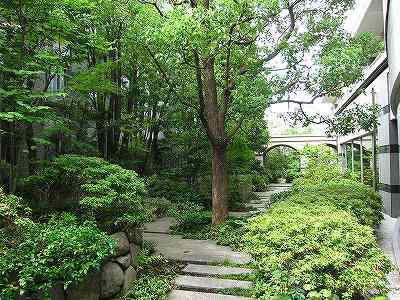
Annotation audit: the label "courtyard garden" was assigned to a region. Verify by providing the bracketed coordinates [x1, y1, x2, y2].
[0, 0, 395, 299]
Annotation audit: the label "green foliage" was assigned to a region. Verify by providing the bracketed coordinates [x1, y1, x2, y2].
[228, 174, 253, 210]
[245, 201, 392, 299]
[269, 190, 293, 205]
[295, 145, 342, 186]
[244, 143, 389, 299]
[22, 155, 150, 230]
[175, 210, 212, 230]
[0, 212, 115, 299]
[0, 189, 31, 228]
[147, 175, 204, 205]
[226, 136, 257, 174]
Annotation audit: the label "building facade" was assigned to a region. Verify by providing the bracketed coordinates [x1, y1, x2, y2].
[336, 0, 400, 217]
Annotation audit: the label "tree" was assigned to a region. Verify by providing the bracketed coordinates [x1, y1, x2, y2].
[140, 0, 380, 224]
[0, 0, 92, 190]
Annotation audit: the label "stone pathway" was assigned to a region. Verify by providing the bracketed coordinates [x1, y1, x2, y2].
[142, 184, 292, 299]
[144, 217, 255, 299]
[231, 183, 291, 218]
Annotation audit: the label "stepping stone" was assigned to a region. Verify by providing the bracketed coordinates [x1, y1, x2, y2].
[174, 275, 253, 292]
[169, 290, 252, 300]
[182, 264, 255, 277]
[144, 217, 176, 234]
[144, 233, 252, 265]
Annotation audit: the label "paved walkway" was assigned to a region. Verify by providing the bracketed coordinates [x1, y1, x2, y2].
[377, 214, 400, 299]
[143, 184, 290, 300]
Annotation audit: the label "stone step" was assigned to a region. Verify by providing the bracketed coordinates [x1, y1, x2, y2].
[144, 217, 176, 234]
[169, 290, 252, 300]
[144, 233, 252, 265]
[182, 264, 255, 277]
[174, 275, 253, 293]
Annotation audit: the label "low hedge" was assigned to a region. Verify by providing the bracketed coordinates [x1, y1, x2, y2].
[244, 200, 392, 299]
[290, 179, 383, 228]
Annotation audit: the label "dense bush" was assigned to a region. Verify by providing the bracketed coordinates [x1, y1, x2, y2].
[175, 210, 212, 229]
[269, 190, 293, 205]
[21, 155, 150, 230]
[245, 145, 390, 299]
[244, 200, 392, 299]
[229, 175, 253, 210]
[0, 211, 115, 299]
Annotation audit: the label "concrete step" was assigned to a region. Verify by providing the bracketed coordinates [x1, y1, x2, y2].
[169, 290, 252, 300]
[174, 275, 253, 293]
[182, 264, 255, 277]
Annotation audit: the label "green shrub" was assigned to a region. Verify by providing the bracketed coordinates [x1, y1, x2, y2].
[251, 174, 268, 192]
[229, 174, 253, 210]
[147, 176, 205, 205]
[291, 180, 383, 227]
[22, 155, 150, 230]
[0, 189, 31, 228]
[144, 197, 171, 217]
[175, 210, 212, 229]
[295, 145, 342, 186]
[244, 201, 392, 299]
[0, 212, 115, 299]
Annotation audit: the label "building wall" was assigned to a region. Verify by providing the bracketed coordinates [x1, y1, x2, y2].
[387, 0, 400, 111]
[385, 0, 400, 216]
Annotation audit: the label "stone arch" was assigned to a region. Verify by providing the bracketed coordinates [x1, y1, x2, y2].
[325, 143, 338, 152]
[265, 144, 299, 154]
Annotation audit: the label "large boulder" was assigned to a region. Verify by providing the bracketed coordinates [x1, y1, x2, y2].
[114, 253, 132, 270]
[100, 262, 124, 299]
[122, 266, 137, 294]
[66, 272, 100, 300]
[111, 232, 130, 257]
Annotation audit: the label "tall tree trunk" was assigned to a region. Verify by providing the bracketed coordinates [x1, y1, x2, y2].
[211, 145, 229, 224]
